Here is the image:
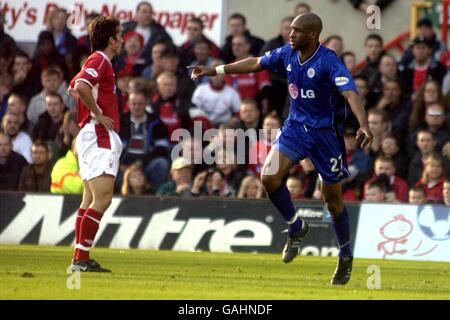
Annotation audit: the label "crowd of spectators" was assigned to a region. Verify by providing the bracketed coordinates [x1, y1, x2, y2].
[0, 1, 449, 205]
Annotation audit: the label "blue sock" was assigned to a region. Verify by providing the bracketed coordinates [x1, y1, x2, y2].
[268, 183, 302, 234]
[332, 206, 352, 258]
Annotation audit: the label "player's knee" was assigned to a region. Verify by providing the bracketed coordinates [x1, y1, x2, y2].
[260, 174, 280, 193]
[324, 197, 344, 216]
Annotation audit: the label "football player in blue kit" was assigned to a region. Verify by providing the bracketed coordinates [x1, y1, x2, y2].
[189, 13, 372, 285]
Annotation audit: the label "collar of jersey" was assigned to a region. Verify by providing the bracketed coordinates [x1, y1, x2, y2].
[297, 43, 321, 66]
[96, 50, 112, 65]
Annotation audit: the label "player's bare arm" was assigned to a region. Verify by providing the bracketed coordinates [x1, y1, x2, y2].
[68, 87, 79, 100]
[187, 57, 264, 80]
[74, 81, 114, 131]
[341, 90, 372, 148]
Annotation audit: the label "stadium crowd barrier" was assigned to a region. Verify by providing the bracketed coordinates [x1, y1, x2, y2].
[0, 192, 448, 262]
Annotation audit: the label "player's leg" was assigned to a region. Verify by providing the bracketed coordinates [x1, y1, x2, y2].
[321, 182, 353, 285]
[73, 181, 92, 257]
[307, 126, 353, 285]
[261, 147, 309, 263]
[73, 174, 115, 272]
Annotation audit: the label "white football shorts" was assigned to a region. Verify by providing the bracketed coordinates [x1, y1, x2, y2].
[75, 122, 123, 181]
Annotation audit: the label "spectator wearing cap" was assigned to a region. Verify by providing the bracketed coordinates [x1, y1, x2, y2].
[398, 36, 446, 99]
[399, 18, 446, 69]
[114, 31, 147, 78]
[156, 157, 208, 197]
[122, 1, 173, 66]
[179, 17, 221, 67]
[407, 102, 450, 158]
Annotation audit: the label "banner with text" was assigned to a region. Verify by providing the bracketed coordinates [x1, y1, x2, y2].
[354, 204, 450, 262]
[0, 192, 360, 256]
[1, 0, 226, 45]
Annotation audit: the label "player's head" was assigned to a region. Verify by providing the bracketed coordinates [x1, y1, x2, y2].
[289, 13, 322, 50]
[89, 16, 122, 57]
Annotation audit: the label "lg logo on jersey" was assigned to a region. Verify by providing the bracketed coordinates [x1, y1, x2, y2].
[289, 84, 315, 99]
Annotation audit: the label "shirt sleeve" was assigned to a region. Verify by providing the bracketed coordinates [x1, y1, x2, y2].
[75, 55, 104, 88]
[327, 52, 357, 93]
[259, 45, 287, 73]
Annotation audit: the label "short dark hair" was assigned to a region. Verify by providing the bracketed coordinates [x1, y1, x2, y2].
[136, 1, 152, 12]
[365, 34, 383, 45]
[353, 74, 368, 83]
[367, 180, 386, 193]
[45, 92, 64, 104]
[368, 108, 389, 123]
[409, 186, 426, 196]
[188, 17, 204, 29]
[160, 47, 179, 59]
[89, 16, 121, 52]
[14, 49, 30, 61]
[41, 66, 62, 79]
[325, 35, 343, 44]
[9, 92, 28, 106]
[229, 13, 246, 25]
[295, 2, 311, 12]
[32, 140, 50, 152]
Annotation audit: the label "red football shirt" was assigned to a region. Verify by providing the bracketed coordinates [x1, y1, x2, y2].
[224, 69, 271, 100]
[70, 51, 120, 131]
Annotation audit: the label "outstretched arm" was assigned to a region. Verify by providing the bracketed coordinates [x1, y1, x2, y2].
[188, 57, 263, 80]
[341, 90, 373, 148]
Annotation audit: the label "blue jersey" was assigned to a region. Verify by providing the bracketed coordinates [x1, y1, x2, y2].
[259, 43, 356, 128]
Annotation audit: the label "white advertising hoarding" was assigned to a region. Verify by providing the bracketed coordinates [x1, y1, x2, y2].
[355, 204, 450, 262]
[0, 0, 226, 45]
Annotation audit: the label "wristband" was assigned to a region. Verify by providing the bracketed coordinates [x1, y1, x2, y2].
[215, 65, 225, 75]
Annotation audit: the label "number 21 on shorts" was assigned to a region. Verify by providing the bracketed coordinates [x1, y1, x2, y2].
[330, 154, 343, 173]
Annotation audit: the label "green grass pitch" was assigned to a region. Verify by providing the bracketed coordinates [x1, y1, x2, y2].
[0, 245, 449, 299]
